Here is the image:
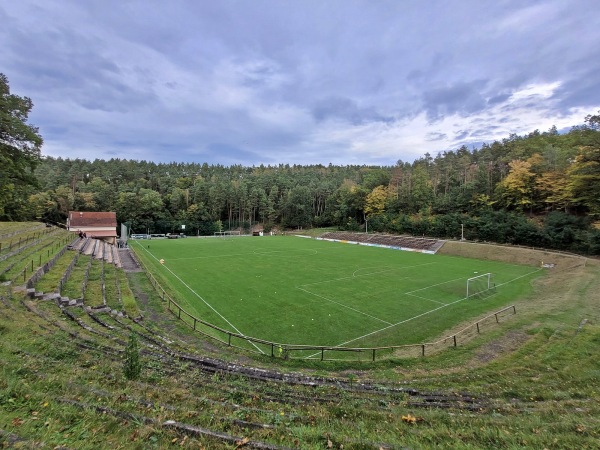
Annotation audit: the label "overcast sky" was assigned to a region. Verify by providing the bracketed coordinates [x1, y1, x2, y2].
[2, 1, 600, 166]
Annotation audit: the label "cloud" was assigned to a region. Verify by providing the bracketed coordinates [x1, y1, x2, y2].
[311, 96, 394, 125]
[422, 80, 488, 122]
[1, 1, 600, 167]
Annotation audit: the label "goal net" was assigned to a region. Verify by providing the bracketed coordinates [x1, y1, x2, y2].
[466, 272, 494, 298]
[214, 230, 242, 238]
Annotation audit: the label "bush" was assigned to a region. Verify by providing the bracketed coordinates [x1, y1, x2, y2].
[123, 332, 141, 380]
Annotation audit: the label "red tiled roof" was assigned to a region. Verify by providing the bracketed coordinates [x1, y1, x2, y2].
[69, 211, 117, 227]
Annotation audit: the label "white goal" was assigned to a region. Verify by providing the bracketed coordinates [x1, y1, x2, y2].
[214, 230, 242, 238]
[466, 272, 493, 298]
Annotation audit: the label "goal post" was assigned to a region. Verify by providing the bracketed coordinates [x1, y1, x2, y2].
[214, 230, 242, 238]
[466, 272, 493, 298]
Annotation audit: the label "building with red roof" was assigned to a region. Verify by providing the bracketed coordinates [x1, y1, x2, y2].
[67, 211, 117, 245]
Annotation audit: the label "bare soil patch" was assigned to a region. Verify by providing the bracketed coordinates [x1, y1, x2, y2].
[473, 329, 531, 363]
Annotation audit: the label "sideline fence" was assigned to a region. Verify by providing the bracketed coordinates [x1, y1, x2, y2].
[133, 247, 518, 362]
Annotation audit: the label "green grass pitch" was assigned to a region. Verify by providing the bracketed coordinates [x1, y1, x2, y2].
[131, 235, 542, 352]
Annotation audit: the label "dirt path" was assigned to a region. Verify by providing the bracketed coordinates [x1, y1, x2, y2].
[118, 248, 143, 272]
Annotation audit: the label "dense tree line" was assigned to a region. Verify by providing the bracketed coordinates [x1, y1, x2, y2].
[2, 73, 599, 254]
[24, 113, 599, 254]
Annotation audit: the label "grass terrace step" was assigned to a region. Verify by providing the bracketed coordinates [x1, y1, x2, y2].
[1, 222, 599, 449]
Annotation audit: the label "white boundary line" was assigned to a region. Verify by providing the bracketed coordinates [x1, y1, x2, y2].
[304, 267, 543, 358]
[295, 262, 437, 325]
[404, 292, 446, 305]
[134, 242, 265, 354]
[296, 286, 393, 325]
[297, 262, 435, 288]
[166, 248, 318, 261]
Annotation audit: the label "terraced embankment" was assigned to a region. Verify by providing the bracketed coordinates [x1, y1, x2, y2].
[1, 223, 599, 449]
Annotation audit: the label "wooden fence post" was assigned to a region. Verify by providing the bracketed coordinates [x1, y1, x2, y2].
[453, 335, 457, 347]
[476, 322, 480, 333]
[421, 344, 425, 356]
[495, 313, 499, 323]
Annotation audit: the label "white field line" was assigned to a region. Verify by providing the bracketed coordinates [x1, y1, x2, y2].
[296, 286, 393, 325]
[494, 267, 544, 288]
[135, 243, 265, 354]
[304, 297, 469, 358]
[252, 248, 318, 256]
[294, 262, 436, 325]
[166, 248, 317, 261]
[298, 262, 435, 289]
[305, 267, 543, 358]
[403, 275, 465, 296]
[404, 292, 446, 305]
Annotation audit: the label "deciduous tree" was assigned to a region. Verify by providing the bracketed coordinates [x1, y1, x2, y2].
[0, 73, 43, 219]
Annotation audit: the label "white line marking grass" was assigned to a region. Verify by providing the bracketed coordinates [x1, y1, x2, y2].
[135, 242, 265, 354]
[298, 262, 435, 288]
[404, 292, 446, 305]
[305, 267, 543, 358]
[294, 262, 438, 325]
[164, 247, 318, 261]
[296, 286, 393, 325]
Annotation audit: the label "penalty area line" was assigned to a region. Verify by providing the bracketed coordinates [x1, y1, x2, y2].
[296, 286, 393, 325]
[304, 295, 472, 359]
[305, 267, 544, 359]
[134, 242, 265, 354]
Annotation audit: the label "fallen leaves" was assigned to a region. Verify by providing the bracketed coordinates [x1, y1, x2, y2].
[235, 436, 249, 448]
[402, 414, 417, 424]
[11, 417, 24, 426]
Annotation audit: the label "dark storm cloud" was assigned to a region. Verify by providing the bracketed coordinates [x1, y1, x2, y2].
[1, 1, 600, 166]
[423, 80, 488, 122]
[487, 94, 511, 106]
[426, 132, 447, 142]
[454, 130, 470, 140]
[312, 97, 394, 125]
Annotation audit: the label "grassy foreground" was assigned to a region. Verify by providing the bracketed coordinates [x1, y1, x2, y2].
[0, 224, 599, 448]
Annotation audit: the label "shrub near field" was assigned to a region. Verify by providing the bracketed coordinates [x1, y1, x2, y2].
[131, 235, 541, 351]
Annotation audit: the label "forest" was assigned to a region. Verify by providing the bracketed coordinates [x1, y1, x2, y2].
[2, 73, 600, 254]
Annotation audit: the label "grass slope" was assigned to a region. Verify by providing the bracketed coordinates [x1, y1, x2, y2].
[1, 223, 599, 449]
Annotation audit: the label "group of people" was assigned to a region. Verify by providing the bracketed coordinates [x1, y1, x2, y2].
[77, 230, 87, 239]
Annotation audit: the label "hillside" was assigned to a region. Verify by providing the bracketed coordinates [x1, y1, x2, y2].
[1, 223, 599, 449]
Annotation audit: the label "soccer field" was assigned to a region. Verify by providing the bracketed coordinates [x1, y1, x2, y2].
[131, 235, 542, 353]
